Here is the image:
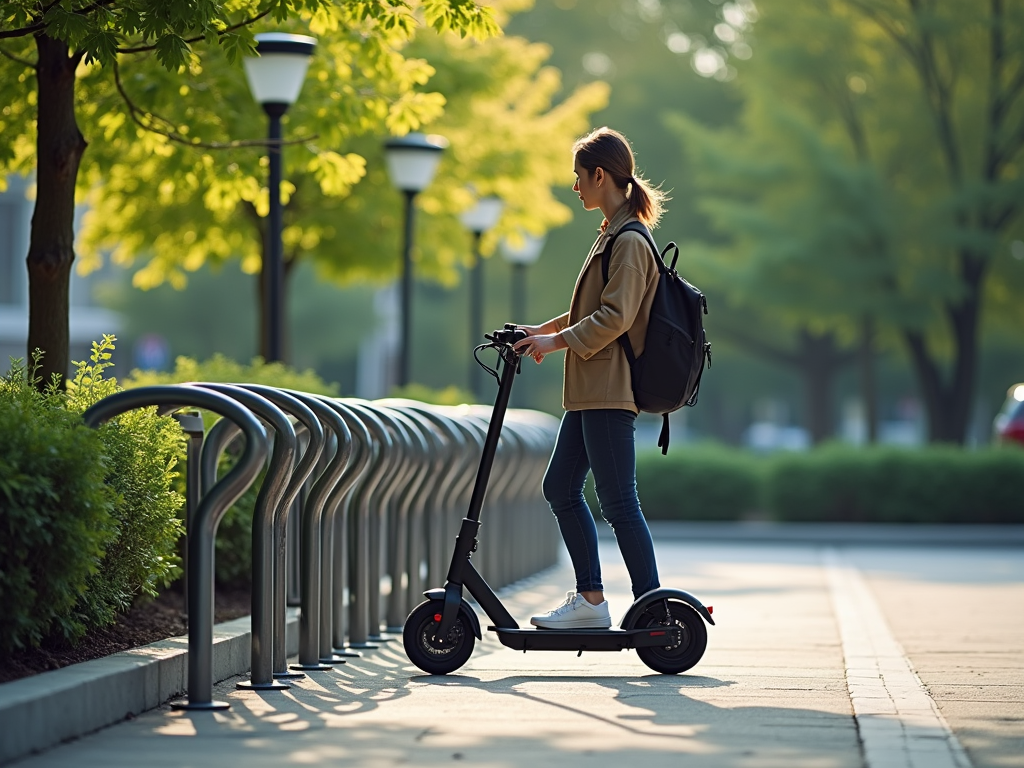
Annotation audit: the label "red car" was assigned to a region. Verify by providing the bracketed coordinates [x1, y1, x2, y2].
[994, 383, 1024, 445]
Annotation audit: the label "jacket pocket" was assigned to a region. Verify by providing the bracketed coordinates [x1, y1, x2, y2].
[571, 351, 614, 403]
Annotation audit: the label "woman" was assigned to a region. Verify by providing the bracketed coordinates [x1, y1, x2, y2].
[512, 127, 667, 629]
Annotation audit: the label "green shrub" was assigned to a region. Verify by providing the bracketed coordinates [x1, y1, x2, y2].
[0, 338, 187, 650]
[764, 444, 1024, 524]
[636, 444, 763, 521]
[65, 337, 186, 621]
[125, 353, 337, 587]
[0, 356, 116, 651]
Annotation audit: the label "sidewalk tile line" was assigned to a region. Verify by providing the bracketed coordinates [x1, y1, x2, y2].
[823, 548, 974, 768]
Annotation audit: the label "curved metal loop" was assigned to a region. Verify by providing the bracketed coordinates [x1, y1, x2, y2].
[280, 390, 353, 669]
[309, 397, 371, 661]
[82, 385, 268, 711]
[321, 399, 374, 655]
[184, 383, 296, 691]
[376, 400, 463, 602]
[232, 384, 326, 678]
[373, 404, 432, 631]
[337, 400, 393, 647]
[351, 404, 416, 640]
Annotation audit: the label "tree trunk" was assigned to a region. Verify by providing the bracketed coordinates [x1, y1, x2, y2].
[715, 324, 854, 444]
[26, 35, 86, 389]
[796, 329, 851, 445]
[902, 255, 982, 444]
[860, 314, 878, 443]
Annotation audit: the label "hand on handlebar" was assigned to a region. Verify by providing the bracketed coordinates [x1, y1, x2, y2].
[513, 332, 561, 364]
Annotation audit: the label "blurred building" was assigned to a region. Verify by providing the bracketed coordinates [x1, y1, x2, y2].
[0, 175, 122, 373]
[356, 284, 399, 399]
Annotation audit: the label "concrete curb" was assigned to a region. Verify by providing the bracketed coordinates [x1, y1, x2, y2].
[600, 521, 1024, 546]
[0, 610, 299, 765]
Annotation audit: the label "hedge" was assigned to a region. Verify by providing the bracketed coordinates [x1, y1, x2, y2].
[636, 444, 762, 521]
[764, 444, 1024, 524]
[0, 361, 116, 651]
[632, 443, 1024, 524]
[0, 339, 184, 651]
[561, 442, 1024, 528]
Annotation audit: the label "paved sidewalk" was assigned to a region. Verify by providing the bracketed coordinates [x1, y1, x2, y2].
[9, 541, 1023, 768]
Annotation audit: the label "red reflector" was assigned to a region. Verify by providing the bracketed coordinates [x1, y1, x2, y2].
[707, 606, 713, 614]
[649, 631, 666, 636]
[434, 614, 442, 622]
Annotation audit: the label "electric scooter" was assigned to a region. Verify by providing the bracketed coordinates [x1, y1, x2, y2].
[403, 325, 715, 675]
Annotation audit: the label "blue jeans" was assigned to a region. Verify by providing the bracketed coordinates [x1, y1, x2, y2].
[542, 409, 660, 599]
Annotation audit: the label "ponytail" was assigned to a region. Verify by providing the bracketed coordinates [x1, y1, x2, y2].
[625, 174, 664, 229]
[573, 127, 667, 228]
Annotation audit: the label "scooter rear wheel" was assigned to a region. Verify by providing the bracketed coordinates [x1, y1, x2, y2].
[635, 600, 707, 674]
[403, 600, 475, 675]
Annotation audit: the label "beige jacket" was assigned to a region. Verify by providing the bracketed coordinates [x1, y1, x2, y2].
[554, 205, 659, 412]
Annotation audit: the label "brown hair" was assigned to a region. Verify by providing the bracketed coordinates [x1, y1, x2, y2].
[573, 127, 666, 228]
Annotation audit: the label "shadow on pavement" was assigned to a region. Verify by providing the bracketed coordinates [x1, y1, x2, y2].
[115, 660, 863, 768]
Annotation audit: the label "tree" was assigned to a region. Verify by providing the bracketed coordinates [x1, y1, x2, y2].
[668, 102, 895, 443]
[73, 1, 608, 361]
[0, 0, 498, 386]
[670, 0, 1024, 444]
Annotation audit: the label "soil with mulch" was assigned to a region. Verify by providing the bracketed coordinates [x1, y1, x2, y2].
[0, 586, 252, 685]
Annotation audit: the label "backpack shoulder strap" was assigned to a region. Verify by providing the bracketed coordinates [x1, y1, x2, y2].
[599, 221, 662, 283]
[598, 221, 661, 368]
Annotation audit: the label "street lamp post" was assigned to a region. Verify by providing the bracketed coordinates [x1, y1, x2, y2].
[501, 232, 546, 325]
[244, 33, 316, 363]
[459, 196, 504, 400]
[383, 133, 447, 387]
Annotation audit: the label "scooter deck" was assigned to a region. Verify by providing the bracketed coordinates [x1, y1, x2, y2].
[488, 625, 682, 653]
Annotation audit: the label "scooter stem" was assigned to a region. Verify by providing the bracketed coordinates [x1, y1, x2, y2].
[464, 346, 519, 525]
[437, 343, 520, 638]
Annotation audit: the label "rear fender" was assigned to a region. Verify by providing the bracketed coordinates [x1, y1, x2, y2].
[423, 588, 482, 639]
[619, 588, 715, 628]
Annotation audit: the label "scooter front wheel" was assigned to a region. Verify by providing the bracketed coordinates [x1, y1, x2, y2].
[635, 600, 707, 674]
[403, 600, 475, 675]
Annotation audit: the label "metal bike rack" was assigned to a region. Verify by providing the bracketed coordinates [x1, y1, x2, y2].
[353, 403, 410, 642]
[235, 384, 325, 680]
[324, 399, 374, 658]
[310, 397, 369, 663]
[338, 401, 392, 647]
[278, 390, 352, 671]
[83, 385, 267, 711]
[89, 381, 562, 707]
[168, 410, 204, 617]
[375, 405, 430, 633]
[185, 383, 296, 692]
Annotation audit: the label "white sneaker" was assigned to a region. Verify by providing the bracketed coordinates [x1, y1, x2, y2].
[530, 592, 612, 629]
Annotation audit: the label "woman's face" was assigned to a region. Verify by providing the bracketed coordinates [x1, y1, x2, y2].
[572, 155, 600, 212]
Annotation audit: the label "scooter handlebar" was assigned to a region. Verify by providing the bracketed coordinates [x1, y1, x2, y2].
[484, 324, 527, 347]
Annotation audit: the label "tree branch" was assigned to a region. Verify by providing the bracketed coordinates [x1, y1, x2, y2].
[999, 66, 1024, 114]
[0, 44, 37, 68]
[112, 60, 318, 150]
[985, 0, 1005, 180]
[848, 0, 963, 184]
[0, 22, 45, 40]
[116, 7, 274, 54]
[906, 0, 963, 184]
[845, 0, 920, 62]
[0, 1, 112, 40]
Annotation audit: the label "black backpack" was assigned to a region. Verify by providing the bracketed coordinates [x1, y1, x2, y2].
[601, 221, 711, 454]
